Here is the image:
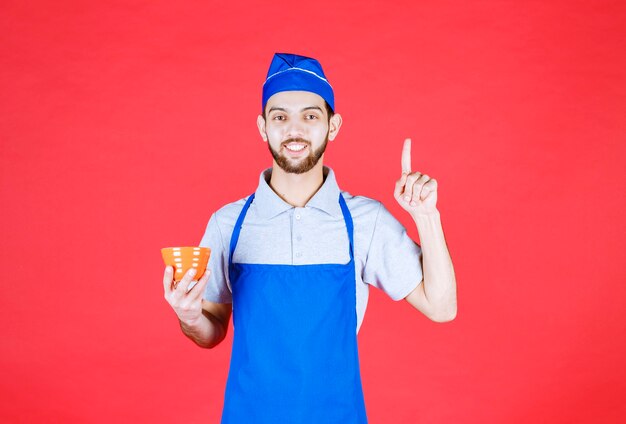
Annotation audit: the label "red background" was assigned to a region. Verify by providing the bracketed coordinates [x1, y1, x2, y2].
[1, 1, 625, 422]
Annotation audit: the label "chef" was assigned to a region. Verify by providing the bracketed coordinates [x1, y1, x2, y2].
[163, 52, 457, 423]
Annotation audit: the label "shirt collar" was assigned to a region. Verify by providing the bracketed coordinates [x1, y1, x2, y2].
[254, 165, 343, 220]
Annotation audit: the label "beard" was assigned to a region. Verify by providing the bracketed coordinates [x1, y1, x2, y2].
[267, 132, 329, 174]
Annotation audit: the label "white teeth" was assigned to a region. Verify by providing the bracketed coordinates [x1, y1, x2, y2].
[286, 144, 306, 151]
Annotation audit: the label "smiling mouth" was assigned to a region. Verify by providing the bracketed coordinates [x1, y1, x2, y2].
[283, 142, 309, 153]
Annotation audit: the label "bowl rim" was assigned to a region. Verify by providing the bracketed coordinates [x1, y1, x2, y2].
[161, 246, 211, 251]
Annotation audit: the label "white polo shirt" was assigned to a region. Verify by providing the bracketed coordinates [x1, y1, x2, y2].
[200, 166, 423, 333]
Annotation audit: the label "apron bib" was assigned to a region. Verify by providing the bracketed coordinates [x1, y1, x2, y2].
[220, 192, 368, 423]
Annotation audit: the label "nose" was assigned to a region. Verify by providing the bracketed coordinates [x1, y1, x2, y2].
[284, 118, 305, 139]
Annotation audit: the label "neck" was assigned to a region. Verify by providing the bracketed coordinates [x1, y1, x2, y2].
[268, 160, 325, 207]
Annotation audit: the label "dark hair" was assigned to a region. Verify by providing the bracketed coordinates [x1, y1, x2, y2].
[263, 101, 335, 122]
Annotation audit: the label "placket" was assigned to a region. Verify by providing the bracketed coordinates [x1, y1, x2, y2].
[292, 206, 306, 264]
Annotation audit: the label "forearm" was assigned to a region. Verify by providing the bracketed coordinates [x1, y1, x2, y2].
[179, 311, 226, 349]
[413, 210, 457, 320]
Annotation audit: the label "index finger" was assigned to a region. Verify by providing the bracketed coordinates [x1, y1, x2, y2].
[163, 265, 174, 292]
[401, 138, 412, 173]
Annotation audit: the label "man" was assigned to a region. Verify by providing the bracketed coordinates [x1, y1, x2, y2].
[163, 53, 457, 423]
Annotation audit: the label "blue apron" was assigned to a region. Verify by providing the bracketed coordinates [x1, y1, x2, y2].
[221, 192, 368, 423]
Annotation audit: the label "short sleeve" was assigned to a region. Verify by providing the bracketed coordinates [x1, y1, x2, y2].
[198, 212, 232, 303]
[362, 203, 423, 301]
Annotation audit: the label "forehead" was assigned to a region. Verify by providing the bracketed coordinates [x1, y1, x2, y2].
[265, 90, 326, 111]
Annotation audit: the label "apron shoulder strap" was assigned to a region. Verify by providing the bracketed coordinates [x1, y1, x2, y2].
[229, 193, 255, 265]
[338, 193, 355, 260]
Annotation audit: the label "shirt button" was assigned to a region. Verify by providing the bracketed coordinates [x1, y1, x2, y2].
[295, 214, 301, 220]
[296, 252, 302, 257]
[297, 236, 302, 241]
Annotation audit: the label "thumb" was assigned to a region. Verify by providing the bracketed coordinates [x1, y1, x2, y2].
[394, 173, 409, 200]
[191, 269, 211, 299]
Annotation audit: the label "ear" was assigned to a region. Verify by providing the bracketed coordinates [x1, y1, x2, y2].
[328, 113, 342, 141]
[257, 114, 267, 141]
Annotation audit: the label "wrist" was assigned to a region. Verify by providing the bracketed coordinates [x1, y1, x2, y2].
[179, 314, 205, 328]
[411, 209, 441, 223]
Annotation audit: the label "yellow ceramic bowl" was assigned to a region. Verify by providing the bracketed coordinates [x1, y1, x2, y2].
[161, 247, 211, 282]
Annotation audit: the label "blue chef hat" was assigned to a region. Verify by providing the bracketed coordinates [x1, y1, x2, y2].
[262, 53, 335, 114]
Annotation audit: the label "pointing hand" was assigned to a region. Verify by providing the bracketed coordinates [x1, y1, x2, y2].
[393, 138, 439, 217]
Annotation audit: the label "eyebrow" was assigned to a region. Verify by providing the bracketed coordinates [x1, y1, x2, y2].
[268, 106, 324, 113]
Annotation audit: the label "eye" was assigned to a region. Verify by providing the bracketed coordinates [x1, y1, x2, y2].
[273, 115, 285, 121]
[305, 114, 318, 120]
